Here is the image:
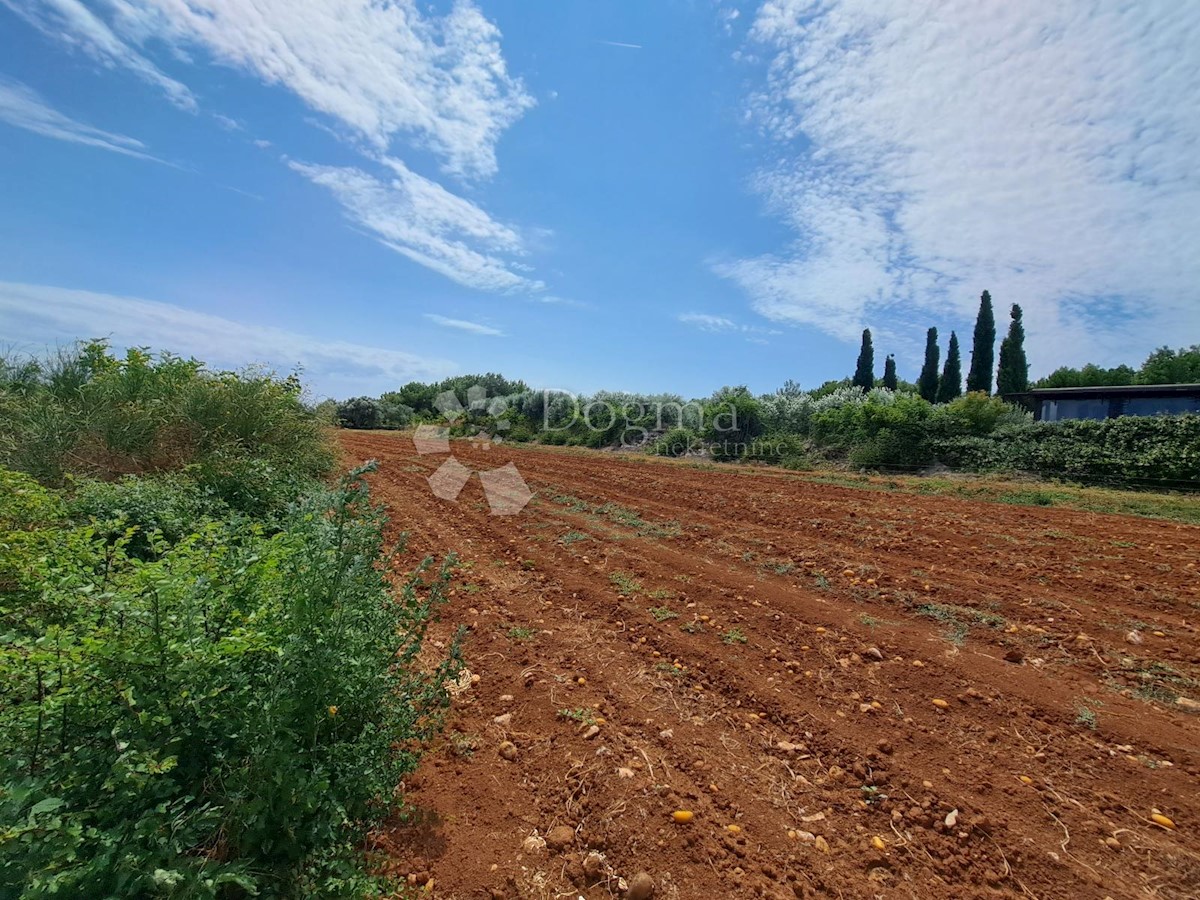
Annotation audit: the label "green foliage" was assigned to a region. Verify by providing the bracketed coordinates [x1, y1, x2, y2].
[966, 290, 996, 394]
[996, 304, 1029, 395]
[882, 355, 898, 392]
[917, 328, 940, 403]
[651, 427, 701, 457]
[0, 465, 457, 897]
[930, 414, 1200, 485]
[852, 329, 874, 390]
[703, 387, 766, 460]
[1032, 347, 1198, 390]
[0, 342, 333, 488]
[336, 396, 382, 429]
[1137, 345, 1200, 385]
[741, 433, 811, 469]
[813, 393, 935, 469]
[931, 392, 1028, 437]
[936, 331, 963, 403]
[1034, 363, 1137, 389]
[67, 474, 222, 559]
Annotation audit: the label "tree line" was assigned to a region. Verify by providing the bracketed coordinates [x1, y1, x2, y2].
[852, 291, 1029, 402]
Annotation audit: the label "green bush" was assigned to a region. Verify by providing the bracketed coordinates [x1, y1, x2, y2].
[703, 388, 766, 460]
[811, 394, 934, 468]
[740, 433, 811, 469]
[0, 342, 333, 487]
[931, 414, 1200, 485]
[930, 392, 1030, 436]
[650, 427, 701, 457]
[0, 465, 458, 897]
[67, 474, 222, 559]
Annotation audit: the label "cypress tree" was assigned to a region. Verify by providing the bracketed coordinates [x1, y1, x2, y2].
[966, 290, 996, 394]
[996, 303, 1030, 395]
[935, 331, 963, 403]
[882, 354, 898, 391]
[917, 327, 940, 403]
[852, 328, 875, 391]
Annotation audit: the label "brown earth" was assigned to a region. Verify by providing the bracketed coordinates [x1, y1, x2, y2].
[340, 431, 1200, 900]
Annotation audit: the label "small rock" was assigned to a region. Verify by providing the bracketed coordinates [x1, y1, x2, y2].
[583, 725, 600, 740]
[1125, 630, 1143, 645]
[493, 713, 512, 727]
[659, 728, 674, 739]
[545, 825, 576, 852]
[617, 767, 635, 779]
[499, 694, 515, 703]
[1176, 697, 1200, 713]
[814, 835, 830, 853]
[1004, 648, 1024, 664]
[626, 871, 655, 900]
[583, 851, 606, 881]
[498, 741, 519, 761]
[865, 647, 884, 661]
[944, 809, 959, 828]
[522, 835, 546, 854]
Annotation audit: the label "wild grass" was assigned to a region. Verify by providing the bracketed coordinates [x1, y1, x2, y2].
[0, 341, 332, 513]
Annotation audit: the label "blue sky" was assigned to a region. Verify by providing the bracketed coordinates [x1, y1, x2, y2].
[1, 0, 1197, 400]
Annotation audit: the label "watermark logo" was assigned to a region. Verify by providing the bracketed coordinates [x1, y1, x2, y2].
[412, 385, 533, 515]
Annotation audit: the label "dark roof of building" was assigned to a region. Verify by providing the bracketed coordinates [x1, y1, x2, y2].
[1015, 383, 1200, 400]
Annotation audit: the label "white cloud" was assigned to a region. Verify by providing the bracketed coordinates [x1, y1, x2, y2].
[13, 0, 534, 179]
[0, 77, 160, 160]
[678, 311, 782, 340]
[725, 0, 1200, 372]
[598, 40, 643, 50]
[424, 313, 503, 336]
[211, 112, 242, 131]
[1, 0, 196, 110]
[289, 157, 544, 294]
[0, 281, 455, 398]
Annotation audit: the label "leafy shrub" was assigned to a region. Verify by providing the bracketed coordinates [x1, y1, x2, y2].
[67, 474, 222, 558]
[740, 433, 811, 469]
[930, 392, 1031, 436]
[0, 342, 333, 486]
[811, 393, 934, 468]
[651, 427, 701, 457]
[336, 396, 382, 429]
[0, 465, 458, 897]
[703, 387, 766, 460]
[930, 414, 1200, 485]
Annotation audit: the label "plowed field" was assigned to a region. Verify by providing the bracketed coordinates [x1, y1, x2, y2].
[341, 431, 1200, 900]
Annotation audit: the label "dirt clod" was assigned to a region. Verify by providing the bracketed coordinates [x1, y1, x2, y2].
[545, 825, 576, 852]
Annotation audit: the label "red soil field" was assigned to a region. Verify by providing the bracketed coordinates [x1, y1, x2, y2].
[341, 431, 1200, 900]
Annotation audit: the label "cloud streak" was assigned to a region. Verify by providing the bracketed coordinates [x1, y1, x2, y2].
[10, 0, 534, 179]
[0, 281, 455, 398]
[678, 312, 782, 341]
[424, 313, 504, 336]
[724, 0, 1200, 371]
[0, 77, 160, 160]
[2, 0, 196, 110]
[289, 157, 543, 294]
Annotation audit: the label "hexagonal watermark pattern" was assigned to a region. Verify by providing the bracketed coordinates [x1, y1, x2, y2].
[413, 385, 533, 515]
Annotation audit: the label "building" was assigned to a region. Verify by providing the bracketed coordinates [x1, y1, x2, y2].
[1017, 384, 1200, 422]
